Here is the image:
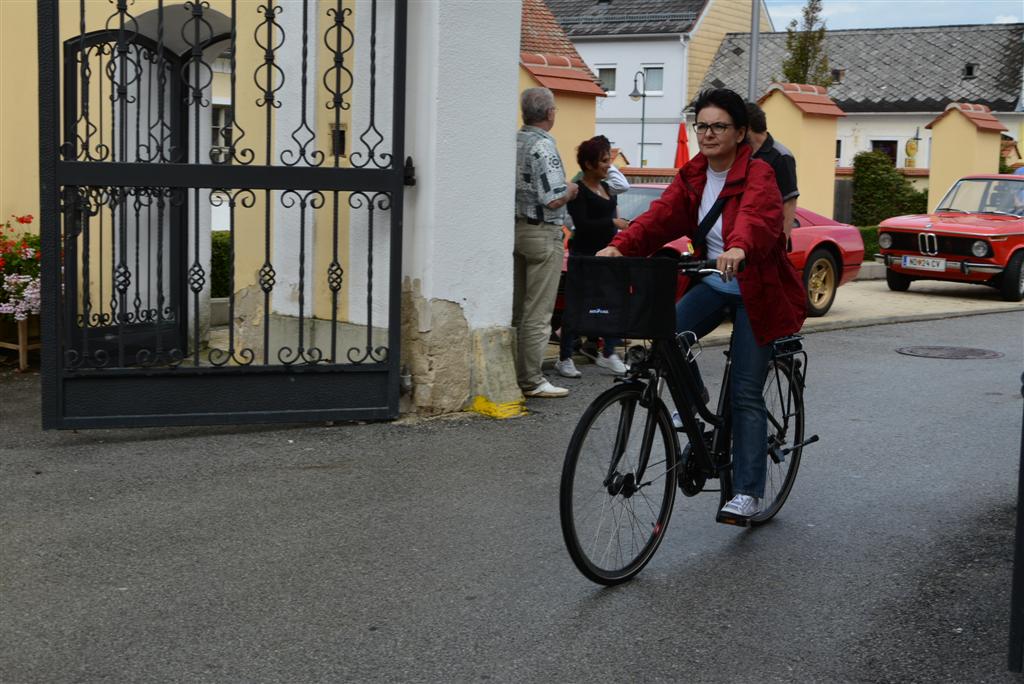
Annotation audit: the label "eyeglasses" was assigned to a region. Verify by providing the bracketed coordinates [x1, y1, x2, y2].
[692, 122, 735, 136]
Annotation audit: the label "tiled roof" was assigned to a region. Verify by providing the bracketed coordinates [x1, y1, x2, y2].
[925, 103, 1008, 132]
[546, 0, 707, 37]
[761, 83, 845, 117]
[521, 53, 607, 96]
[521, 0, 604, 96]
[697, 23, 1024, 113]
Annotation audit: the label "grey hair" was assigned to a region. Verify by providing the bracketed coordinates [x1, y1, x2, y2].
[521, 87, 555, 125]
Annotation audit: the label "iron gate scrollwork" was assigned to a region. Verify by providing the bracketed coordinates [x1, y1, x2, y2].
[37, 0, 409, 428]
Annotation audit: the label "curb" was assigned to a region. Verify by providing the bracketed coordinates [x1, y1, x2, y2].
[854, 261, 884, 281]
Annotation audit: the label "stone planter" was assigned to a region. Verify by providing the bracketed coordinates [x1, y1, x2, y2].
[0, 314, 41, 371]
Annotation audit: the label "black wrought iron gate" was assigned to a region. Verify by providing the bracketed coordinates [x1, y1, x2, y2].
[37, 0, 408, 428]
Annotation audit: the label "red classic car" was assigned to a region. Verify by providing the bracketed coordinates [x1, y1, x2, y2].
[555, 183, 864, 324]
[875, 174, 1024, 302]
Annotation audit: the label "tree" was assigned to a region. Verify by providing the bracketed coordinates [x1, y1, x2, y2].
[780, 0, 831, 87]
[851, 152, 927, 226]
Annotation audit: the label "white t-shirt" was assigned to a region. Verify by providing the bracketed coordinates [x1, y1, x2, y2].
[701, 166, 729, 259]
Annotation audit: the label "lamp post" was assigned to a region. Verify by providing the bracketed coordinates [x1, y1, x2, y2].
[629, 71, 646, 168]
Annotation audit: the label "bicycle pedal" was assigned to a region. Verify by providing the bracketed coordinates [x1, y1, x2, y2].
[715, 511, 751, 527]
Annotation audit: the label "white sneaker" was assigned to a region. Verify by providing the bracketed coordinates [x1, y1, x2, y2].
[719, 494, 761, 518]
[671, 410, 683, 429]
[595, 353, 628, 375]
[524, 379, 569, 398]
[554, 358, 582, 378]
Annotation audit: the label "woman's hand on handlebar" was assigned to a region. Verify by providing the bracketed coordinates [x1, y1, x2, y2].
[717, 247, 746, 282]
[596, 246, 623, 258]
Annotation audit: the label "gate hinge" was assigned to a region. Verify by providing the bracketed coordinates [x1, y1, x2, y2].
[404, 156, 416, 186]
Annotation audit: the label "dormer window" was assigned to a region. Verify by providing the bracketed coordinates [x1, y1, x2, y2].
[963, 63, 978, 79]
[831, 68, 845, 84]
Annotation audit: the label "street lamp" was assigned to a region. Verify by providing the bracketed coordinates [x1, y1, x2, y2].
[629, 70, 646, 168]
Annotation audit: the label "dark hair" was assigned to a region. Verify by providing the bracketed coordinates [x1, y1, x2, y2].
[577, 135, 611, 171]
[745, 101, 767, 134]
[693, 88, 748, 131]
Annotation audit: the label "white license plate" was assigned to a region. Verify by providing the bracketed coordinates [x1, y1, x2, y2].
[901, 255, 946, 272]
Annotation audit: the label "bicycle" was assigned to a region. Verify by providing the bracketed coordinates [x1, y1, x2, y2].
[559, 256, 819, 585]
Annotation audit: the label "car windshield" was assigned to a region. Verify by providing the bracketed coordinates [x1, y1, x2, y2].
[937, 178, 1024, 217]
[616, 187, 665, 221]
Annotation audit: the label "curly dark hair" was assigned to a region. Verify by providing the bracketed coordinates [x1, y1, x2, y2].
[576, 135, 611, 171]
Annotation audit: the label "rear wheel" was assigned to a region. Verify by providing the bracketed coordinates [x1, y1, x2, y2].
[750, 359, 804, 526]
[804, 249, 838, 317]
[998, 251, 1024, 302]
[560, 383, 678, 585]
[885, 268, 912, 292]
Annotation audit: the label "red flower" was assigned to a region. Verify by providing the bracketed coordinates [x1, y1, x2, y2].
[15, 214, 33, 224]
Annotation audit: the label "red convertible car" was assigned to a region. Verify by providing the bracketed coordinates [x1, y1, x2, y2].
[555, 183, 864, 324]
[875, 174, 1024, 302]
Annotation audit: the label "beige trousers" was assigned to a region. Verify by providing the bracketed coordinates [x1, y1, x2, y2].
[512, 219, 563, 390]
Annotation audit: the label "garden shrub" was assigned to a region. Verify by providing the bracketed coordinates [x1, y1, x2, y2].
[851, 151, 927, 226]
[210, 230, 232, 298]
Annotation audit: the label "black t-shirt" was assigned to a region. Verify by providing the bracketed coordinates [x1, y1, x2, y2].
[567, 181, 618, 255]
[753, 132, 799, 202]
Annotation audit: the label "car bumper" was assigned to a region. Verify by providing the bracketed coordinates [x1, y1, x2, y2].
[873, 254, 1004, 275]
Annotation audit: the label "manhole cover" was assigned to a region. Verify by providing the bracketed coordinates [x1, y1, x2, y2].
[895, 346, 1004, 360]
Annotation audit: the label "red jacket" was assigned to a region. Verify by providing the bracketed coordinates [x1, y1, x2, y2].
[610, 144, 806, 346]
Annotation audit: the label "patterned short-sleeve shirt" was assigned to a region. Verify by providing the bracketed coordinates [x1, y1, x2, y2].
[515, 126, 569, 224]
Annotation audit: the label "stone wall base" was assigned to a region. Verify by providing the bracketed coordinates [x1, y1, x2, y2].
[401, 277, 522, 418]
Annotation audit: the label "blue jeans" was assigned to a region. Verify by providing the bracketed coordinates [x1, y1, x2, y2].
[675, 280, 772, 498]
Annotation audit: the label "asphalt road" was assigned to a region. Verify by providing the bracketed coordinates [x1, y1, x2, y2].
[1, 312, 1022, 683]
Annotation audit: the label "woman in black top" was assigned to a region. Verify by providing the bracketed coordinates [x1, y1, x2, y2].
[556, 136, 629, 378]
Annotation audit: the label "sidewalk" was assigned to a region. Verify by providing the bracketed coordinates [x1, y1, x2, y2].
[548, 264, 1021, 359]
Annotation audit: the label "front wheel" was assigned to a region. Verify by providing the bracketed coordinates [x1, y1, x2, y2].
[998, 251, 1024, 302]
[886, 267, 912, 292]
[560, 383, 678, 585]
[750, 359, 805, 526]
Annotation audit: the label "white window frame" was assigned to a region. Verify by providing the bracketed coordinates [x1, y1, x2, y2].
[641, 64, 664, 97]
[595, 64, 617, 96]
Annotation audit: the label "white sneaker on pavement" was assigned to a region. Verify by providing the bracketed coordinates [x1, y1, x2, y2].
[523, 379, 569, 398]
[595, 353, 628, 375]
[554, 358, 582, 378]
[719, 494, 761, 518]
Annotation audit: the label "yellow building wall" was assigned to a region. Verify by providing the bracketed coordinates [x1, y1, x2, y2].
[517, 69, 598, 180]
[2, 1, 357, 318]
[687, 0, 773, 103]
[0, 1, 41, 232]
[927, 111, 1003, 211]
[761, 92, 839, 218]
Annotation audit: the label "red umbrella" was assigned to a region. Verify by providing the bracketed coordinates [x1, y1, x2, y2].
[674, 122, 690, 168]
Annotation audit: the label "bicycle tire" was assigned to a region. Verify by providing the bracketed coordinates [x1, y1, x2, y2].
[560, 383, 678, 585]
[750, 359, 804, 525]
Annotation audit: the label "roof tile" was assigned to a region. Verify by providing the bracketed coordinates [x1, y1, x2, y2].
[925, 102, 1009, 132]
[546, 0, 706, 37]
[696, 24, 1024, 113]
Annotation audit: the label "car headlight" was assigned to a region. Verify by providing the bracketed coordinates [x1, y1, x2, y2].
[878, 232, 893, 249]
[971, 240, 989, 257]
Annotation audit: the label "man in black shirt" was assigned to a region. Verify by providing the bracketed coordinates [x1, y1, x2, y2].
[746, 102, 799, 239]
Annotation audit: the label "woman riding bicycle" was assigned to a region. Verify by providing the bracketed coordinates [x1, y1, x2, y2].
[596, 87, 806, 520]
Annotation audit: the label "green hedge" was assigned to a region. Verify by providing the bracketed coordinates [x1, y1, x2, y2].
[210, 230, 231, 298]
[859, 226, 879, 258]
[851, 151, 928, 226]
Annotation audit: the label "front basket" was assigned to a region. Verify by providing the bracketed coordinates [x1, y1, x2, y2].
[562, 256, 677, 339]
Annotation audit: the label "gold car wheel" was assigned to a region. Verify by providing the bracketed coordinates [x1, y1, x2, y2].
[804, 250, 837, 317]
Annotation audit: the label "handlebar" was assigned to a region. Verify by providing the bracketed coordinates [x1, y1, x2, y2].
[677, 256, 746, 278]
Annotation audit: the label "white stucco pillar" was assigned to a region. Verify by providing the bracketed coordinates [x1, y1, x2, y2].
[402, 0, 523, 416]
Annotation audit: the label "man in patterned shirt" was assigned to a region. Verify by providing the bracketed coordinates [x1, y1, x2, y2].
[513, 87, 578, 398]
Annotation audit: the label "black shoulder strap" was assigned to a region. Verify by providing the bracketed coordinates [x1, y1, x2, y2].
[691, 196, 727, 249]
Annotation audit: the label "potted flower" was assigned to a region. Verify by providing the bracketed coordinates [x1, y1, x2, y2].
[0, 214, 41, 368]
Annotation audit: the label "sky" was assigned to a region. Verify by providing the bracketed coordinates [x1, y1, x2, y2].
[763, 0, 1022, 30]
